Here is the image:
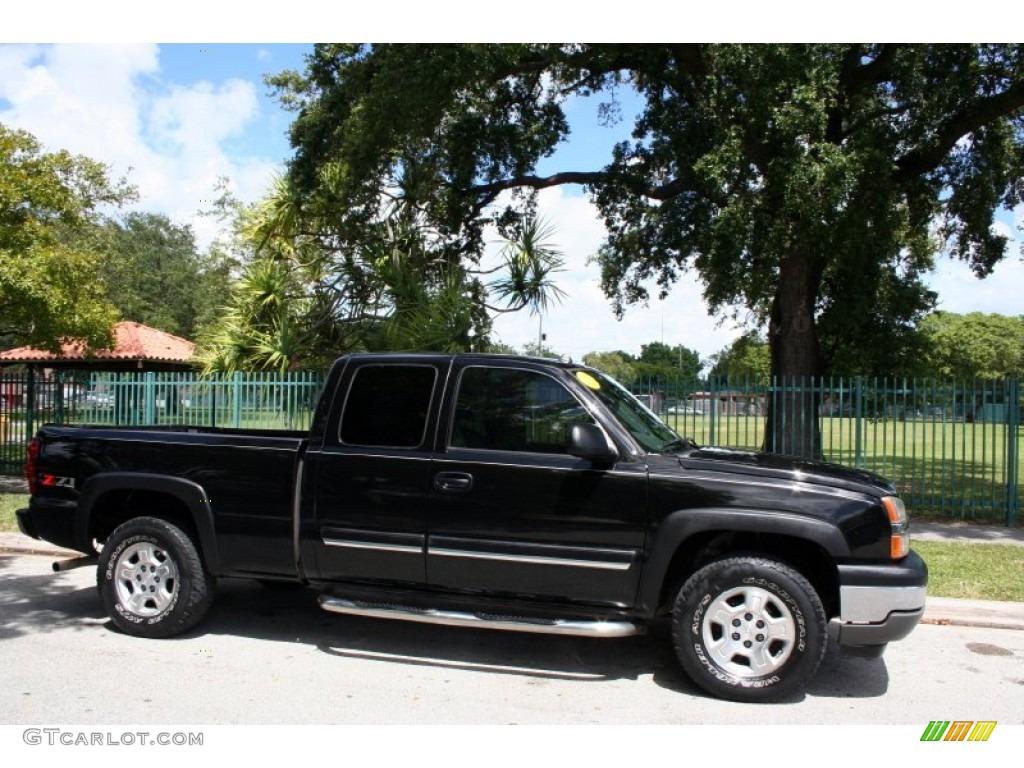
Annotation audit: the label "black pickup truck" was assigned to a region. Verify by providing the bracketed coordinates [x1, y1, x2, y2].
[18, 353, 927, 702]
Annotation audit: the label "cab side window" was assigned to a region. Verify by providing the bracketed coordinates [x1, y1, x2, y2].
[451, 367, 593, 454]
[340, 365, 436, 448]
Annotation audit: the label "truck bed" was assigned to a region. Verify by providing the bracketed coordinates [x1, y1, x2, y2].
[24, 424, 308, 577]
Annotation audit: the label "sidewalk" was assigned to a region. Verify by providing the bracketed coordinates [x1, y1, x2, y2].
[911, 521, 1024, 546]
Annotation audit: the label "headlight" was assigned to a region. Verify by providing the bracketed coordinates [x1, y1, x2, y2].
[881, 496, 909, 559]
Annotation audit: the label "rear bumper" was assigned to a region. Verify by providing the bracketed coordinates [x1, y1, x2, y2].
[16, 507, 37, 539]
[15, 499, 83, 553]
[835, 550, 928, 650]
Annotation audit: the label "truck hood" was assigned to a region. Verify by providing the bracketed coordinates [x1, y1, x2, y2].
[675, 446, 896, 497]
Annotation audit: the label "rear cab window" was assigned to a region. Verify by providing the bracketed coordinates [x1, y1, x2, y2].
[339, 365, 438, 449]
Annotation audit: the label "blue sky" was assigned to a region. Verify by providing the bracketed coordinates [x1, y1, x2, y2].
[1, 39, 1022, 364]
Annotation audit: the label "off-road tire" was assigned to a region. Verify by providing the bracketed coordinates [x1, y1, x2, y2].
[97, 517, 214, 638]
[671, 556, 828, 703]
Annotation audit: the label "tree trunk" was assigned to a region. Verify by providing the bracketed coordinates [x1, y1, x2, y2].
[763, 252, 825, 459]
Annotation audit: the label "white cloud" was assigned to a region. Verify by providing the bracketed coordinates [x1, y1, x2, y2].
[0, 44, 278, 249]
[929, 256, 1024, 317]
[925, 203, 1024, 317]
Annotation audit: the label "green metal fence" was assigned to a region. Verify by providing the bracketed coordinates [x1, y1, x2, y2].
[0, 369, 1019, 524]
[0, 370, 325, 474]
[633, 375, 1020, 525]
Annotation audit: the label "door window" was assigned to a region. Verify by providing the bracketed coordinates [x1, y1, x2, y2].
[450, 367, 594, 454]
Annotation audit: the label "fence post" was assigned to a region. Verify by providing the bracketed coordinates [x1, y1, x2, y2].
[25, 367, 36, 440]
[54, 370, 65, 424]
[854, 375, 864, 469]
[708, 375, 717, 446]
[233, 372, 242, 428]
[144, 372, 156, 424]
[210, 381, 217, 430]
[1007, 377, 1019, 527]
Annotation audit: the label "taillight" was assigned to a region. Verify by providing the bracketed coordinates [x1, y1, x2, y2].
[881, 496, 909, 559]
[25, 437, 39, 496]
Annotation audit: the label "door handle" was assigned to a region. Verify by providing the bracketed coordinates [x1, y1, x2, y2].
[434, 472, 473, 492]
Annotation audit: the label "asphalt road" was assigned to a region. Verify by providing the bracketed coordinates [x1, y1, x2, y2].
[1, 551, 1022, 726]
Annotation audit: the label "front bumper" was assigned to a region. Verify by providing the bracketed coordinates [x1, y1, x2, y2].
[835, 550, 928, 651]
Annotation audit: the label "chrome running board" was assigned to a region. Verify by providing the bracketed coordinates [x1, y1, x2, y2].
[318, 595, 641, 638]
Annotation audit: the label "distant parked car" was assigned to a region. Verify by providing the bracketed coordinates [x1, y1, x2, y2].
[84, 392, 114, 408]
[667, 404, 703, 415]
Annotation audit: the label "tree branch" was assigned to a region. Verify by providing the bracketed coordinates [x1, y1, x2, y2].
[829, 45, 901, 145]
[895, 81, 1024, 182]
[843, 44, 899, 92]
[467, 170, 684, 202]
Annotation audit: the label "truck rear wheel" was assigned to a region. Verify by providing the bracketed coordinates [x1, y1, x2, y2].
[97, 517, 214, 638]
[671, 556, 827, 702]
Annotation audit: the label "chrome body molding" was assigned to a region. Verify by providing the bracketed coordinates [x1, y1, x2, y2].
[839, 585, 927, 624]
[318, 596, 641, 637]
[292, 457, 305, 575]
[428, 546, 633, 571]
[322, 537, 423, 555]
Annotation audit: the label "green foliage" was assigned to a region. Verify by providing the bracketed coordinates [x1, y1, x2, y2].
[0, 124, 134, 351]
[484, 341, 519, 354]
[636, 341, 702, 380]
[87, 212, 230, 340]
[489, 217, 568, 317]
[709, 333, 772, 380]
[521, 340, 561, 359]
[920, 311, 1024, 379]
[583, 351, 636, 384]
[198, 257, 314, 373]
[196, 172, 564, 371]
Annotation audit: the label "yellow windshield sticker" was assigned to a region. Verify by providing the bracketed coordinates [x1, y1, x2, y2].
[576, 371, 601, 390]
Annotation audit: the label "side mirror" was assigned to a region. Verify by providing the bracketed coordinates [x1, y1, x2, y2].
[568, 423, 618, 465]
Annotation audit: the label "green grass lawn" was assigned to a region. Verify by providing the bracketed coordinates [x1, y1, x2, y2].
[0, 493, 27, 532]
[911, 540, 1024, 602]
[1, 488, 1019, 602]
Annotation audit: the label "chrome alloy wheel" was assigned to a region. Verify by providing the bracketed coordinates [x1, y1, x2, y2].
[113, 542, 180, 617]
[702, 585, 796, 678]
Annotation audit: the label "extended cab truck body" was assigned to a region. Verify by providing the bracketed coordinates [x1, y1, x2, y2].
[18, 353, 927, 702]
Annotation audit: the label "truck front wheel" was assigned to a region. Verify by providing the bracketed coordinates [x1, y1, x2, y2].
[671, 556, 827, 702]
[97, 517, 214, 638]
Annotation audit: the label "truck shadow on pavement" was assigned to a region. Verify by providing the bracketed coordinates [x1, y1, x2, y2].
[0, 557, 891, 703]
[0, 554, 107, 640]
[202, 578, 892, 703]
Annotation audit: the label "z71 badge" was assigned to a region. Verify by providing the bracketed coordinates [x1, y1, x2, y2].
[41, 474, 75, 490]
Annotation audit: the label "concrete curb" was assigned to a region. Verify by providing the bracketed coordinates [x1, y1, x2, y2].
[920, 597, 1024, 632]
[0, 532, 80, 559]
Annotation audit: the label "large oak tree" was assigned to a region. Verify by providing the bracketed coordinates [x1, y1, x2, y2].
[270, 44, 1024, 456]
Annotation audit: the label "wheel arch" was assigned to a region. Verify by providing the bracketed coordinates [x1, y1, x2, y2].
[76, 473, 221, 576]
[638, 508, 847, 619]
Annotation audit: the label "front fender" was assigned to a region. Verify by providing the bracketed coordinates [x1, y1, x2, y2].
[636, 507, 850, 614]
[76, 473, 221, 576]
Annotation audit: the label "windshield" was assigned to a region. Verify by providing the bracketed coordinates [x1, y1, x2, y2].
[571, 367, 683, 453]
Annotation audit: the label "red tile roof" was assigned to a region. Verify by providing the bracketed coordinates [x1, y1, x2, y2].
[0, 322, 194, 365]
